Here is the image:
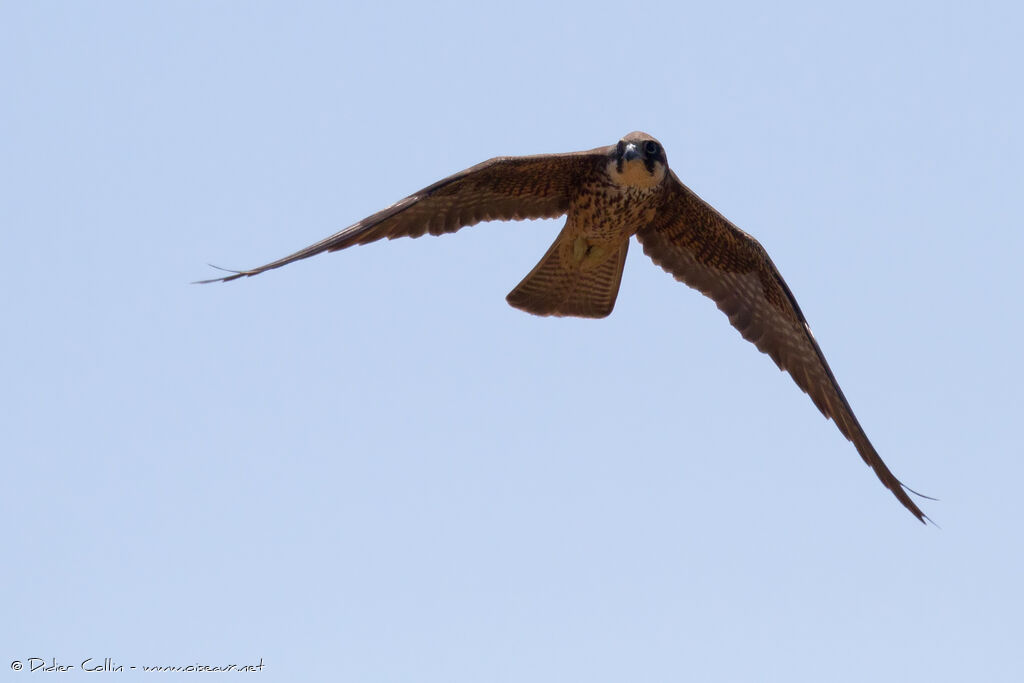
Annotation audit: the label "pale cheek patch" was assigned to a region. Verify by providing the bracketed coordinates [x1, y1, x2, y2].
[608, 159, 665, 189]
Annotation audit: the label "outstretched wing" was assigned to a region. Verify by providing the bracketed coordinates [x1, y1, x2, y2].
[199, 149, 611, 283]
[636, 171, 928, 522]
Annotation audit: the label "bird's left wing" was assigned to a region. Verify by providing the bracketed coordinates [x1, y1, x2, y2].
[635, 171, 927, 522]
[199, 149, 611, 283]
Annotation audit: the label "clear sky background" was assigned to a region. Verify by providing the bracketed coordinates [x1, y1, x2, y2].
[3, 1, 1022, 680]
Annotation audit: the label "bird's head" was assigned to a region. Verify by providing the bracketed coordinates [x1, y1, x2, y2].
[608, 131, 668, 190]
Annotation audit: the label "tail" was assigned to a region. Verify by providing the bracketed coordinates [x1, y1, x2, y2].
[506, 229, 629, 319]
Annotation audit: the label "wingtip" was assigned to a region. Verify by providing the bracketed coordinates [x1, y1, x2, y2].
[898, 482, 938, 526]
[192, 264, 247, 285]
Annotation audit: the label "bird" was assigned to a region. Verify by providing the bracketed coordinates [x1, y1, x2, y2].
[200, 131, 929, 523]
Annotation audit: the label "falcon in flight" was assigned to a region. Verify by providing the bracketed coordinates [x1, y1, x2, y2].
[202, 131, 928, 522]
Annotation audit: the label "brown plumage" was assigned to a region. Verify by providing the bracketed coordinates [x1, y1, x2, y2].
[201, 131, 929, 523]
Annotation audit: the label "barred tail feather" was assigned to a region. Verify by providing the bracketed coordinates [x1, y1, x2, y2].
[506, 232, 629, 319]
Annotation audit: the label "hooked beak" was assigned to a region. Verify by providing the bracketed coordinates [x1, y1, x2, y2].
[622, 142, 641, 161]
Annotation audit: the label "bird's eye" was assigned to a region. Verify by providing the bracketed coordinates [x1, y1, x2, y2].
[644, 141, 659, 155]
[617, 141, 625, 155]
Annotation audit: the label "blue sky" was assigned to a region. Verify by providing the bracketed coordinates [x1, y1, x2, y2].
[2, 1, 1022, 680]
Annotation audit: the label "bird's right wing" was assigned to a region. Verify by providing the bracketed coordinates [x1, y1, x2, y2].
[199, 148, 611, 283]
